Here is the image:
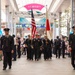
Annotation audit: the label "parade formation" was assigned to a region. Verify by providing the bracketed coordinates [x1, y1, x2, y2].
[0, 26, 75, 70]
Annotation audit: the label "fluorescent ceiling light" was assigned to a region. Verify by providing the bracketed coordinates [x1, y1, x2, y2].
[50, 0, 60, 12]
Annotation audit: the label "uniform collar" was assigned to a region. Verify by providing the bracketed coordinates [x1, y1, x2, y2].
[5, 35, 10, 38]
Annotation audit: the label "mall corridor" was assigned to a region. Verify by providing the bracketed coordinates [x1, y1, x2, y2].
[0, 0, 75, 75]
[0, 56, 75, 75]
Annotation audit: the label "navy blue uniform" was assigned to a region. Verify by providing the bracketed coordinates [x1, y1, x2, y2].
[43, 39, 52, 60]
[33, 38, 42, 61]
[0, 35, 14, 69]
[55, 38, 61, 58]
[69, 33, 75, 69]
[61, 40, 66, 58]
[25, 38, 33, 60]
[17, 39, 21, 58]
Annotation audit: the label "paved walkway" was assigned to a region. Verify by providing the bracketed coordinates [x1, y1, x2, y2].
[0, 56, 75, 75]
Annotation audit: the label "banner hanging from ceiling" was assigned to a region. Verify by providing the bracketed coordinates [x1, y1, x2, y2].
[17, 17, 53, 28]
[24, 3, 44, 10]
[18, 17, 46, 28]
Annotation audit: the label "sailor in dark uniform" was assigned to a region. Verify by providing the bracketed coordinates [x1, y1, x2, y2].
[12, 35, 17, 61]
[43, 36, 52, 60]
[55, 36, 61, 58]
[17, 37, 21, 58]
[25, 35, 32, 60]
[33, 34, 42, 61]
[69, 25, 75, 70]
[0, 28, 14, 70]
[61, 36, 66, 58]
[37, 34, 42, 59]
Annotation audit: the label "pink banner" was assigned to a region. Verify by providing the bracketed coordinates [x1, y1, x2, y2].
[24, 3, 44, 10]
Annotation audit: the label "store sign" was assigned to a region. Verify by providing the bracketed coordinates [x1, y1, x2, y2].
[16, 24, 45, 28]
[24, 3, 44, 10]
[19, 17, 46, 28]
[16, 22, 53, 28]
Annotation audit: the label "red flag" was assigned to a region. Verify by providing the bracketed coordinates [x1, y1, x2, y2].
[46, 19, 50, 30]
[31, 9, 36, 38]
[46, 6, 50, 31]
[46, 6, 51, 40]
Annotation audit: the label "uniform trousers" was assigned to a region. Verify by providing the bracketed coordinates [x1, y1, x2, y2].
[71, 50, 75, 68]
[3, 52, 12, 68]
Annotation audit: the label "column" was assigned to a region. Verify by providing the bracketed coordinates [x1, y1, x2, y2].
[71, 0, 73, 28]
[12, 18, 15, 35]
[9, 12, 13, 35]
[5, 5, 10, 28]
[58, 12, 61, 36]
[13, 11, 17, 36]
[53, 19, 56, 40]
[14, 22, 16, 36]
[0, 0, 1, 29]
[66, 11, 70, 37]
[67, 21, 70, 36]
[13, 17, 16, 36]
[71, 0, 75, 29]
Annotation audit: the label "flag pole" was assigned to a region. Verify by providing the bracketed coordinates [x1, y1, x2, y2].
[46, 5, 52, 40]
[45, 5, 47, 36]
[31, 8, 32, 38]
[31, 8, 33, 46]
[31, 8, 36, 39]
[31, 7, 32, 38]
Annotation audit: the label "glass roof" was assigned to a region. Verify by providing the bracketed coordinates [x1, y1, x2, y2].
[16, 0, 52, 13]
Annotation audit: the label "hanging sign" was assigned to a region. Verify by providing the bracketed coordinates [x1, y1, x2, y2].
[24, 3, 44, 10]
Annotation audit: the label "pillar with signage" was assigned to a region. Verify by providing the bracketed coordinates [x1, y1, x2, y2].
[9, 12, 13, 35]
[66, 11, 70, 37]
[71, 0, 75, 28]
[13, 17, 16, 36]
[58, 12, 61, 36]
[5, 5, 10, 28]
[53, 19, 56, 40]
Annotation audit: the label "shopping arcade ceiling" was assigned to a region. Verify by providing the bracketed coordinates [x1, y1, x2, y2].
[16, 0, 53, 13]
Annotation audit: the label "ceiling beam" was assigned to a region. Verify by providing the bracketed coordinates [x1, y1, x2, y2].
[48, 0, 55, 13]
[50, 0, 64, 13]
[9, 0, 19, 11]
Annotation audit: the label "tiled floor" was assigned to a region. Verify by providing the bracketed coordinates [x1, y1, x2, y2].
[0, 56, 75, 75]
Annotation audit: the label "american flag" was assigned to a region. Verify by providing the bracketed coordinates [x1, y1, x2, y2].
[31, 9, 36, 38]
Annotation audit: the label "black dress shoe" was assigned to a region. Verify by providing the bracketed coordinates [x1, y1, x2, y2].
[63, 57, 66, 59]
[74, 67, 75, 70]
[9, 66, 11, 69]
[13, 59, 16, 61]
[3, 68, 6, 70]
